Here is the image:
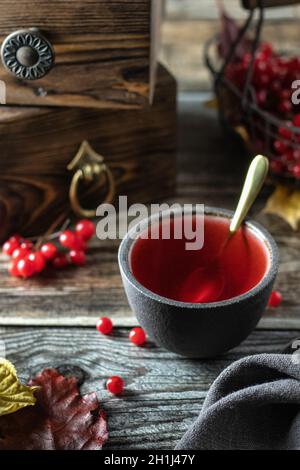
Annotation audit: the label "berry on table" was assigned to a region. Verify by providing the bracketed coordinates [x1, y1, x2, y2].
[129, 327, 146, 346]
[69, 249, 86, 266]
[20, 240, 33, 251]
[17, 257, 35, 279]
[8, 259, 21, 277]
[52, 253, 69, 269]
[12, 247, 31, 261]
[75, 219, 95, 241]
[59, 230, 85, 251]
[59, 230, 76, 250]
[41, 242, 57, 260]
[28, 251, 46, 273]
[106, 376, 124, 395]
[96, 317, 113, 335]
[2, 236, 21, 256]
[268, 290, 282, 308]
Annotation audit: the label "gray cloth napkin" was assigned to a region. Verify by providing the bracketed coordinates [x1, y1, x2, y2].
[176, 354, 300, 450]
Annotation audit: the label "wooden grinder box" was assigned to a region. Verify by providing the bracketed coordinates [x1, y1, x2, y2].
[0, 0, 177, 243]
[0, 65, 176, 242]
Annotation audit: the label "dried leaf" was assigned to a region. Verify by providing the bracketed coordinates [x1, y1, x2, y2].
[0, 368, 108, 450]
[234, 125, 250, 147]
[216, 0, 253, 62]
[0, 359, 37, 417]
[264, 185, 300, 230]
[204, 98, 219, 110]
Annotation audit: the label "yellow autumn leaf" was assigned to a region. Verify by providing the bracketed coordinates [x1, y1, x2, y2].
[234, 125, 250, 147]
[204, 98, 219, 110]
[0, 358, 37, 416]
[263, 185, 300, 231]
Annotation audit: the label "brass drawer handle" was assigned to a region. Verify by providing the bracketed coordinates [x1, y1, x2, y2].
[1, 28, 55, 80]
[68, 141, 115, 218]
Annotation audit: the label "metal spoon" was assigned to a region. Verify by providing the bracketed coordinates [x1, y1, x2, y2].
[179, 155, 269, 303]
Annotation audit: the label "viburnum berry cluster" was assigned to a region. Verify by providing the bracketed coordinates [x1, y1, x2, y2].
[2, 219, 95, 279]
[225, 42, 300, 179]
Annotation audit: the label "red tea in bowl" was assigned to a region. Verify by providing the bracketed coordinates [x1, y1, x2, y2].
[130, 215, 269, 303]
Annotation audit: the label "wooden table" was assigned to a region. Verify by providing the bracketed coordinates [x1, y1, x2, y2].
[1, 94, 300, 449]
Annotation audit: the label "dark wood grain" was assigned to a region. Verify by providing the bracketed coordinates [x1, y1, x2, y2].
[0, 326, 297, 449]
[0, 65, 176, 242]
[0, 0, 161, 108]
[0, 93, 299, 329]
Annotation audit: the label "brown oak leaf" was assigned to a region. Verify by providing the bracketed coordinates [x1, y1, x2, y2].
[0, 368, 108, 450]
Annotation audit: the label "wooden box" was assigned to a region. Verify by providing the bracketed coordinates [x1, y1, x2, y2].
[0, 0, 163, 109]
[0, 65, 176, 243]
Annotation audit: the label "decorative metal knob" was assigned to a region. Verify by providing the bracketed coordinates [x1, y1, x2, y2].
[1, 28, 54, 80]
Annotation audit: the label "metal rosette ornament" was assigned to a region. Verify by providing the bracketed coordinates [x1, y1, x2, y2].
[1, 28, 55, 80]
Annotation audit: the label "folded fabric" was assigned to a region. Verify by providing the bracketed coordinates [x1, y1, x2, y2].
[176, 354, 300, 450]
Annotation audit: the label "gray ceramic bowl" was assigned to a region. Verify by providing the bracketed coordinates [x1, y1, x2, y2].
[118, 206, 279, 358]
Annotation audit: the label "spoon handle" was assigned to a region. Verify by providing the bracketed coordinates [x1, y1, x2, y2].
[230, 155, 269, 234]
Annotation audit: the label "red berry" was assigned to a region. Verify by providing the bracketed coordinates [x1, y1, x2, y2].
[12, 247, 31, 261]
[106, 376, 124, 395]
[274, 140, 287, 155]
[69, 249, 86, 266]
[268, 290, 282, 308]
[52, 253, 69, 269]
[96, 317, 113, 335]
[8, 259, 21, 277]
[270, 160, 284, 174]
[278, 124, 292, 140]
[282, 150, 294, 164]
[293, 114, 300, 127]
[2, 239, 20, 256]
[270, 80, 281, 94]
[59, 230, 75, 249]
[260, 42, 273, 58]
[293, 149, 300, 161]
[9, 234, 22, 244]
[256, 89, 267, 106]
[279, 99, 292, 115]
[280, 89, 291, 100]
[292, 164, 300, 179]
[129, 327, 146, 346]
[41, 243, 57, 260]
[75, 219, 95, 241]
[17, 257, 35, 278]
[28, 251, 46, 273]
[20, 240, 33, 251]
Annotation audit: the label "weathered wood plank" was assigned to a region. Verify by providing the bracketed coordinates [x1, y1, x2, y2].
[0, 327, 297, 449]
[0, 93, 299, 329]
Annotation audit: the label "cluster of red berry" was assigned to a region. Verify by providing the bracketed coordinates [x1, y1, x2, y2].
[2, 219, 95, 279]
[225, 42, 300, 179]
[96, 317, 146, 395]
